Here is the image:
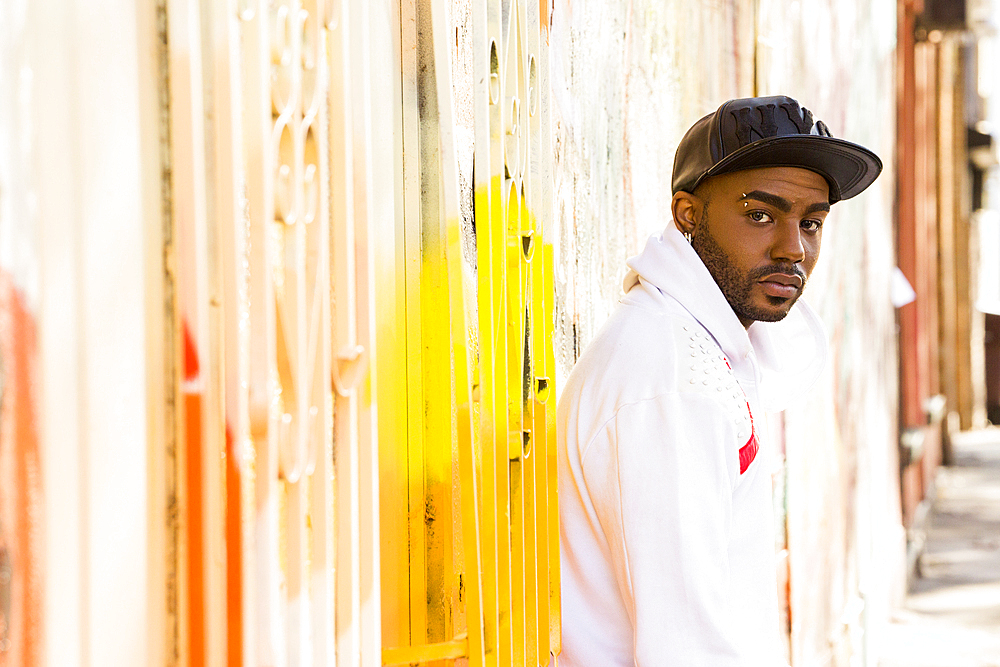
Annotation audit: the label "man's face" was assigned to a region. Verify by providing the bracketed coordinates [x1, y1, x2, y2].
[686, 166, 830, 327]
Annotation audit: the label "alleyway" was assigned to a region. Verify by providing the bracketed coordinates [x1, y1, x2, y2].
[879, 429, 1000, 667]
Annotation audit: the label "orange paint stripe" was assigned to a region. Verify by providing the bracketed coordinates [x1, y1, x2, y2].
[225, 426, 242, 667]
[183, 317, 205, 667]
[0, 271, 42, 667]
[185, 392, 205, 667]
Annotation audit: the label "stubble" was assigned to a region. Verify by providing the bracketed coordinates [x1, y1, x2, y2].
[690, 211, 805, 324]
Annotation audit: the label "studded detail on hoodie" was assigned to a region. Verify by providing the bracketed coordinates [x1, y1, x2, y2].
[676, 321, 757, 472]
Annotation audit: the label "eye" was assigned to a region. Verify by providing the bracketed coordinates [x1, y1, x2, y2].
[801, 218, 824, 233]
[748, 210, 773, 223]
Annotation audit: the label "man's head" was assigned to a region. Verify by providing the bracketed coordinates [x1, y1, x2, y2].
[673, 167, 829, 327]
[670, 95, 882, 327]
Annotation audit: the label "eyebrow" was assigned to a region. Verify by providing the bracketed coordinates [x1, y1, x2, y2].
[742, 190, 831, 214]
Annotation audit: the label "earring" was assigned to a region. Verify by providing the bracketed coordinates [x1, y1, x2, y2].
[683, 231, 692, 243]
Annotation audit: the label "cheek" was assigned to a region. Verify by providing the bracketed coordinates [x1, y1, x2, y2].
[802, 240, 821, 274]
[731, 236, 768, 271]
[713, 225, 757, 267]
[732, 247, 758, 274]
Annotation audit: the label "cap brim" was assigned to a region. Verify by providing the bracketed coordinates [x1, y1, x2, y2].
[699, 135, 883, 203]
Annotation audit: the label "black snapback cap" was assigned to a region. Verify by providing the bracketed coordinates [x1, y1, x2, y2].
[671, 95, 883, 203]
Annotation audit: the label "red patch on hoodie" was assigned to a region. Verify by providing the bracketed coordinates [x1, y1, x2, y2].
[723, 356, 759, 474]
[739, 402, 758, 474]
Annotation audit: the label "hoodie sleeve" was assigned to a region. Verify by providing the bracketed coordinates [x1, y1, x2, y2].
[581, 391, 744, 665]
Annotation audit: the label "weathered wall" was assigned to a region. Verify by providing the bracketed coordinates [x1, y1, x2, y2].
[0, 1, 42, 662]
[551, 0, 904, 664]
[756, 1, 903, 664]
[550, 0, 756, 388]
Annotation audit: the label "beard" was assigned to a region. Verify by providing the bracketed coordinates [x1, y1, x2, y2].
[690, 220, 806, 324]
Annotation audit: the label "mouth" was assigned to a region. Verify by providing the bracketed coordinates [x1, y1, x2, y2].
[758, 272, 804, 299]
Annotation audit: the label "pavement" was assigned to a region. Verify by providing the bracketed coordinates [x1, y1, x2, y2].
[878, 428, 1000, 667]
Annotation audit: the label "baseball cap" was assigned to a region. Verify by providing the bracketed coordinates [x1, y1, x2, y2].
[671, 95, 882, 203]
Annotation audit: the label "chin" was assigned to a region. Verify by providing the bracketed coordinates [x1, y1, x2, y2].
[740, 300, 795, 323]
[754, 310, 792, 323]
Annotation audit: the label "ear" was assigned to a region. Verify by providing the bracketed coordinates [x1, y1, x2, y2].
[671, 191, 703, 236]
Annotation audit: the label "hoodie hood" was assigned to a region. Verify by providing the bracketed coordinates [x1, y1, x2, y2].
[622, 225, 828, 412]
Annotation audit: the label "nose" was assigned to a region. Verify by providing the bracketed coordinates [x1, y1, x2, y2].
[771, 221, 806, 264]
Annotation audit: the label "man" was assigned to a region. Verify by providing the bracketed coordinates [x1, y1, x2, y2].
[557, 96, 881, 666]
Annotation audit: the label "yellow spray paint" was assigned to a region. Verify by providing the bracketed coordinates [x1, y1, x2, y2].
[380, 1, 559, 665]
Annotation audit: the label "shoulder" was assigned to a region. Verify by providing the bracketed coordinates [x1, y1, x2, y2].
[676, 324, 752, 442]
[559, 309, 754, 473]
[562, 304, 690, 406]
[563, 303, 743, 410]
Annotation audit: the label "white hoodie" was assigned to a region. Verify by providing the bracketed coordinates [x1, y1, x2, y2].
[557, 225, 827, 666]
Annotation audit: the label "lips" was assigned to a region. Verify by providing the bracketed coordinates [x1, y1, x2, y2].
[758, 272, 803, 299]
